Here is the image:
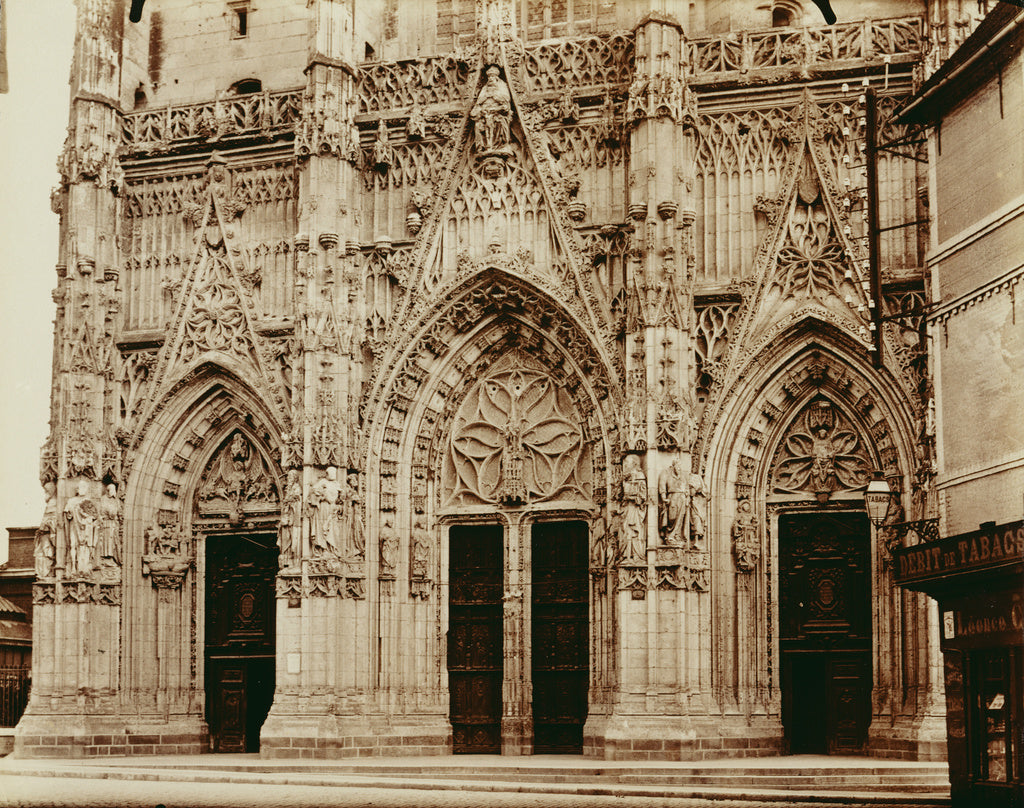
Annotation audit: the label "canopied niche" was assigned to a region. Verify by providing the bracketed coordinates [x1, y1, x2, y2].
[442, 349, 592, 508]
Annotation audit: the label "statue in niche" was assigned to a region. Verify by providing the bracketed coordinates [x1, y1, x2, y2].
[732, 499, 760, 572]
[64, 481, 98, 577]
[142, 521, 191, 586]
[411, 517, 431, 579]
[146, 522, 184, 556]
[590, 513, 609, 569]
[372, 119, 392, 172]
[343, 472, 365, 561]
[378, 514, 399, 576]
[34, 481, 57, 578]
[658, 457, 689, 546]
[98, 483, 121, 568]
[470, 65, 512, 153]
[688, 473, 708, 549]
[619, 454, 649, 562]
[406, 104, 427, 140]
[881, 498, 906, 570]
[308, 467, 343, 560]
[277, 469, 302, 569]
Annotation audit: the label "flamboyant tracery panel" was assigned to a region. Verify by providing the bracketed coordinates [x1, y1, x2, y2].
[195, 431, 280, 522]
[121, 164, 298, 331]
[771, 398, 872, 499]
[694, 93, 923, 286]
[443, 351, 592, 508]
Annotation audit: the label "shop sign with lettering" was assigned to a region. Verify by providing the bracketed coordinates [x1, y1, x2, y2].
[892, 519, 1024, 586]
[941, 590, 1024, 649]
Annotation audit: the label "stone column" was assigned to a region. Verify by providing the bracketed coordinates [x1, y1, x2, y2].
[15, 0, 127, 758]
[598, 8, 724, 760]
[501, 514, 531, 754]
[261, 0, 377, 756]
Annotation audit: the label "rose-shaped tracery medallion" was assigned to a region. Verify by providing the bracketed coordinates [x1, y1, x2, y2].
[443, 351, 591, 507]
[772, 399, 871, 500]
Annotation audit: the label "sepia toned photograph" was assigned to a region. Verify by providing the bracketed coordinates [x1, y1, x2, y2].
[0, 1, 1021, 806]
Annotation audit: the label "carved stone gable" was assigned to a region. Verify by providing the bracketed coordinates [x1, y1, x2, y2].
[138, 156, 290, 438]
[443, 350, 592, 508]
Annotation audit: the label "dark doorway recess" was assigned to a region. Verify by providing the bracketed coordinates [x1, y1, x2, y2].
[205, 532, 278, 753]
[779, 512, 871, 754]
[531, 520, 589, 754]
[448, 524, 503, 753]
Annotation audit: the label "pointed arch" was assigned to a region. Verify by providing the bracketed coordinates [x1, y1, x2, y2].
[124, 362, 286, 556]
[702, 318, 921, 717]
[705, 317, 917, 505]
[366, 264, 621, 524]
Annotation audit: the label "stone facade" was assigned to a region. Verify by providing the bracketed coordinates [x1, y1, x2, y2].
[16, 0, 978, 760]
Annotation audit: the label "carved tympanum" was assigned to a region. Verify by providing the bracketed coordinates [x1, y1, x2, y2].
[772, 399, 871, 498]
[443, 352, 591, 507]
[196, 431, 279, 521]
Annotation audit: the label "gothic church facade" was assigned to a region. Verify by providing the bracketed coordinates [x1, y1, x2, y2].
[18, 0, 964, 759]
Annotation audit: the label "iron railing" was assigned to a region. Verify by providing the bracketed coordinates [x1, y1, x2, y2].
[0, 665, 30, 727]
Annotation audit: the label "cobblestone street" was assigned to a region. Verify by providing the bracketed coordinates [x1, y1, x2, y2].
[0, 775, 951, 808]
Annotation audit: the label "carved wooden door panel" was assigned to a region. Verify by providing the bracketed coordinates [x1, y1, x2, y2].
[448, 525, 503, 754]
[531, 521, 589, 754]
[205, 533, 278, 753]
[779, 512, 871, 754]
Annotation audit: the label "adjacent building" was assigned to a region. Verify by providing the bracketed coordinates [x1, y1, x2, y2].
[16, 0, 961, 761]
[895, 5, 1024, 806]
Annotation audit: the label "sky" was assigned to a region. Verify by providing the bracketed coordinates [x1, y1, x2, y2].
[0, 0, 76, 560]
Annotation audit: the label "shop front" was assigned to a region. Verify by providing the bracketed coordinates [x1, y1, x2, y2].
[893, 520, 1024, 807]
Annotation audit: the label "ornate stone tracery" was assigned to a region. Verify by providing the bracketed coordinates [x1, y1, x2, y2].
[771, 398, 872, 499]
[195, 431, 280, 522]
[443, 350, 591, 507]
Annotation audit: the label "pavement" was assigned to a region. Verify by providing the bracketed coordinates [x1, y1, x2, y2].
[0, 753, 952, 808]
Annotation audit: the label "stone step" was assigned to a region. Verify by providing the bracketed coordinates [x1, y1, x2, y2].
[110, 761, 950, 792]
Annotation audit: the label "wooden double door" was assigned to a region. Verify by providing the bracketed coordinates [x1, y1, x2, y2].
[205, 532, 278, 753]
[779, 512, 872, 754]
[448, 522, 589, 754]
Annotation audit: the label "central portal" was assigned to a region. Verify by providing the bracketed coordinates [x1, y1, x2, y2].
[448, 521, 589, 754]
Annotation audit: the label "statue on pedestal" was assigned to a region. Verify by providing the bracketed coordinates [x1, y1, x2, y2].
[657, 457, 688, 546]
[64, 481, 98, 578]
[34, 481, 57, 578]
[471, 66, 512, 153]
[619, 454, 649, 562]
[98, 483, 121, 569]
[278, 469, 302, 569]
[731, 499, 760, 572]
[378, 514, 399, 577]
[308, 467, 343, 561]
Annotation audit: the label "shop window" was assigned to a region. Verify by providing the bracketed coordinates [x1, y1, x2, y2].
[971, 648, 1022, 784]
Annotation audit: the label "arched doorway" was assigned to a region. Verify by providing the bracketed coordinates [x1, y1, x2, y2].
[438, 350, 598, 754]
[193, 429, 283, 752]
[778, 511, 872, 754]
[205, 531, 278, 752]
[446, 520, 590, 755]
